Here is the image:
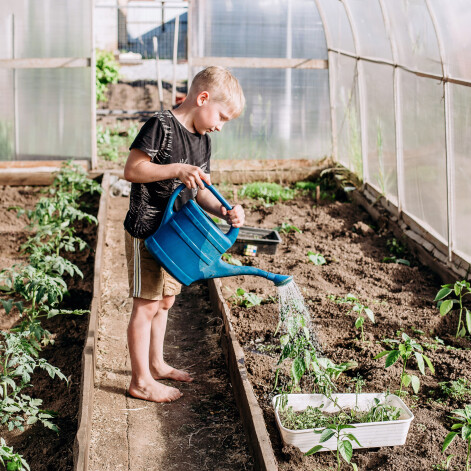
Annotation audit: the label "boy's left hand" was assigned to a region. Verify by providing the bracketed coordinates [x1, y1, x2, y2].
[221, 204, 245, 228]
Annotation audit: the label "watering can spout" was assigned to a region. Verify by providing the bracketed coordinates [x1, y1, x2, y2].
[212, 259, 293, 287]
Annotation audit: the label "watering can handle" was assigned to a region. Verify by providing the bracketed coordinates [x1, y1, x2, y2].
[160, 182, 234, 226]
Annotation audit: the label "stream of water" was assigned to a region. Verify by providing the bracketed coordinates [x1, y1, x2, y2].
[277, 279, 322, 352]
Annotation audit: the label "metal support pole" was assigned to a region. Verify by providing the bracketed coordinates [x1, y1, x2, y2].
[171, 13, 180, 108]
[153, 36, 164, 111]
[11, 14, 19, 161]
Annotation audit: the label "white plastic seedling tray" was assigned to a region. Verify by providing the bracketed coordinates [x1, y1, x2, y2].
[273, 393, 414, 453]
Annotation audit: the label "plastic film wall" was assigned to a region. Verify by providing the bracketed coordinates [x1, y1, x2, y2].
[190, 0, 332, 161]
[0, 0, 93, 161]
[316, 0, 471, 265]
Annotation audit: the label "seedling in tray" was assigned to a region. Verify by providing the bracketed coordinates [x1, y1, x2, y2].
[434, 280, 471, 338]
[374, 332, 434, 396]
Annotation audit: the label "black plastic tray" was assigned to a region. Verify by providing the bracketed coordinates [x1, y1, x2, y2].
[216, 223, 282, 255]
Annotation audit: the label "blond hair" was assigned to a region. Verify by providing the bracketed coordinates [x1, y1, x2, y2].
[189, 66, 245, 118]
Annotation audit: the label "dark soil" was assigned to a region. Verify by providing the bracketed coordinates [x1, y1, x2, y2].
[0, 184, 99, 470]
[219, 183, 471, 471]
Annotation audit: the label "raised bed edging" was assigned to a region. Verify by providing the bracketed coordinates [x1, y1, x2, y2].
[208, 278, 278, 471]
[73, 172, 110, 471]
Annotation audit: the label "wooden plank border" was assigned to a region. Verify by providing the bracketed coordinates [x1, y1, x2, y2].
[208, 278, 278, 471]
[73, 172, 110, 471]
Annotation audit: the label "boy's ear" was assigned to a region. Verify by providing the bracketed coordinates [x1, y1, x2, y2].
[196, 91, 209, 106]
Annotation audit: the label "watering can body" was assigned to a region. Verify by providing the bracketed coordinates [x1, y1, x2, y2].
[144, 183, 292, 287]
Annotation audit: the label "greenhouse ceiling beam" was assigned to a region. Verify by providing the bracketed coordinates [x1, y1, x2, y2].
[0, 58, 90, 69]
[190, 57, 328, 69]
[325, 48, 471, 88]
[425, 0, 454, 262]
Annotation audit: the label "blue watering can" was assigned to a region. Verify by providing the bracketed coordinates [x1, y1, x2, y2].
[144, 182, 293, 287]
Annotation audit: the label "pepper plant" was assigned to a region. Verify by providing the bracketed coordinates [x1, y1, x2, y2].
[374, 332, 434, 395]
[435, 280, 471, 338]
[442, 404, 471, 471]
[0, 438, 30, 471]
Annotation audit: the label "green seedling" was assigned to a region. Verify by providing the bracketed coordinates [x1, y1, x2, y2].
[435, 280, 471, 338]
[307, 252, 326, 266]
[442, 404, 471, 471]
[275, 222, 302, 234]
[432, 455, 454, 471]
[221, 253, 243, 266]
[386, 238, 407, 257]
[306, 423, 360, 471]
[439, 378, 471, 402]
[231, 288, 263, 308]
[382, 256, 410, 266]
[374, 333, 434, 395]
[0, 438, 30, 471]
[238, 182, 296, 205]
[328, 294, 375, 342]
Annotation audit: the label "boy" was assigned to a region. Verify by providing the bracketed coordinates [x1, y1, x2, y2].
[123, 66, 246, 403]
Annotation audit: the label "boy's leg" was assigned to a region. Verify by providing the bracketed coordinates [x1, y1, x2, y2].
[149, 295, 193, 382]
[127, 297, 182, 402]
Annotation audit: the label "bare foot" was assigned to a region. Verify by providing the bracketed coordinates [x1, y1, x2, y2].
[128, 379, 182, 403]
[150, 363, 194, 382]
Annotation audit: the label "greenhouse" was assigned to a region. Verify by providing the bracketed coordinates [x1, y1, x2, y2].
[0, 1, 471, 470]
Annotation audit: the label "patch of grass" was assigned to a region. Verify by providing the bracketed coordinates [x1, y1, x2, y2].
[238, 182, 296, 205]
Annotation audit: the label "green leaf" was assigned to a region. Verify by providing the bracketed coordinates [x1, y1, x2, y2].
[385, 350, 401, 368]
[414, 352, 425, 375]
[466, 308, 471, 334]
[440, 300, 454, 316]
[338, 439, 353, 463]
[402, 374, 412, 388]
[422, 354, 435, 375]
[373, 350, 389, 360]
[434, 287, 452, 301]
[355, 317, 364, 329]
[291, 357, 305, 385]
[442, 431, 457, 452]
[305, 445, 323, 455]
[319, 428, 336, 443]
[364, 308, 375, 323]
[462, 425, 471, 441]
[410, 375, 420, 393]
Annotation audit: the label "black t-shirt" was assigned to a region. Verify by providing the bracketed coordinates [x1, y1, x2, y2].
[124, 110, 211, 239]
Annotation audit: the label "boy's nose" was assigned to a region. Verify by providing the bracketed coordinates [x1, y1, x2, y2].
[215, 123, 224, 131]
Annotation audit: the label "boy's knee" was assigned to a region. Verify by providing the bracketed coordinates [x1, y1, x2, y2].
[160, 295, 175, 311]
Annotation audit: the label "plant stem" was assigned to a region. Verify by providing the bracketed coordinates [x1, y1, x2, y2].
[457, 295, 463, 338]
[399, 359, 407, 396]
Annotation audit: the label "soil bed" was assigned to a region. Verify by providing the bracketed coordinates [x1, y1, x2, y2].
[219, 182, 471, 471]
[0, 184, 100, 470]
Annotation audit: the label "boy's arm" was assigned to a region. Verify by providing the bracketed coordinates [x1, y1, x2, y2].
[124, 148, 210, 189]
[197, 187, 245, 228]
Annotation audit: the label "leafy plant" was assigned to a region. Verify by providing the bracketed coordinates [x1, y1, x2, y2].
[435, 280, 471, 338]
[231, 288, 263, 308]
[383, 256, 410, 266]
[374, 333, 434, 395]
[95, 49, 120, 103]
[442, 404, 471, 471]
[307, 252, 326, 266]
[386, 238, 407, 257]
[0, 438, 30, 471]
[306, 423, 360, 471]
[221, 253, 242, 267]
[274, 222, 302, 234]
[238, 182, 296, 205]
[328, 294, 375, 342]
[439, 378, 471, 402]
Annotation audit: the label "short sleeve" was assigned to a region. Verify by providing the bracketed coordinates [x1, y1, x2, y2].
[129, 116, 165, 160]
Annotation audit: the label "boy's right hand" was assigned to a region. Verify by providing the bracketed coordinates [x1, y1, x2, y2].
[177, 164, 211, 190]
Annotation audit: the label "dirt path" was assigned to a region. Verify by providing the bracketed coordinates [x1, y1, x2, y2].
[88, 195, 254, 471]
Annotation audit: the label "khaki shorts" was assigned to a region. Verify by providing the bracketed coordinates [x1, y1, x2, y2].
[124, 230, 182, 300]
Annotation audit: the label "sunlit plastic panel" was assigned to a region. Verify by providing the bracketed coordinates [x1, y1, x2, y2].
[316, 0, 355, 53]
[428, 0, 471, 81]
[382, 0, 441, 75]
[343, 0, 392, 60]
[3, 0, 91, 59]
[331, 54, 362, 175]
[16, 68, 91, 160]
[209, 68, 332, 160]
[399, 70, 447, 241]
[451, 84, 471, 261]
[0, 70, 15, 160]
[363, 62, 397, 201]
[196, 0, 326, 59]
